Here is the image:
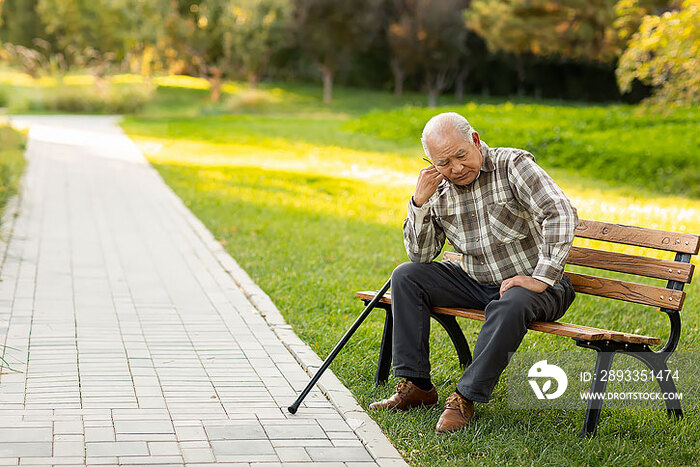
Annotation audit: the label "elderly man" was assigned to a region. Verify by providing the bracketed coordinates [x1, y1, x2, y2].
[369, 112, 578, 433]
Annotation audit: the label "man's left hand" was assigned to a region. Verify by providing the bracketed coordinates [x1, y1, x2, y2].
[500, 275, 548, 297]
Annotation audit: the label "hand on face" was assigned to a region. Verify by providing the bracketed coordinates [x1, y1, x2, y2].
[413, 164, 445, 207]
[499, 275, 548, 297]
[424, 127, 482, 187]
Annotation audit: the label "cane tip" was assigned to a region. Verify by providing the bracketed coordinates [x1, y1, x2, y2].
[287, 405, 297, 414]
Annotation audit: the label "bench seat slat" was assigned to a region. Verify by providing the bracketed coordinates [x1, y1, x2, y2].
[575, 219, 699, 255]
[568, 246, 694, 283]
[356, 291, 661, 345]
[434, 307, 659, 344]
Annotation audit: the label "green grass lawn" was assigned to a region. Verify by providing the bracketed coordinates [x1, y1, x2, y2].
[0, 125, 27, 218]
[119, 80, 700, 466]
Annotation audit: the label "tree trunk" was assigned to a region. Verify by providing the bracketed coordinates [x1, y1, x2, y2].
[390, 59, 404, 97]
[515, 55, 526, 96]
[321, 65, 334, 103]
[248, 71, 258, 89]
[427, 89, 438, 108]
[394, 71, 404, 97]
[455, 67, 469, 101]
[209, 68, 223, 103]
[425, 70, 452, 108]
[141, 44, 154, 80]
[93, 60, 108, 97]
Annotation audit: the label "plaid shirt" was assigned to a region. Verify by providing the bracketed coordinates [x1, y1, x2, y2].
[404, 142, 578, 286]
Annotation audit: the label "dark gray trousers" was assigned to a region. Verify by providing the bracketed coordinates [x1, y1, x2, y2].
[391, 261, 576, 403]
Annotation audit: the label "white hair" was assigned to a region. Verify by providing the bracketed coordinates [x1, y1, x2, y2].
[421, 112, 477, 158]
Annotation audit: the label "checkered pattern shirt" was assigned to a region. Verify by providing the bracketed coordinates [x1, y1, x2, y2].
[404, 142, 578, 286]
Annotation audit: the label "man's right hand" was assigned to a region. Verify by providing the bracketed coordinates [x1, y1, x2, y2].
[413, 165, 445, 207]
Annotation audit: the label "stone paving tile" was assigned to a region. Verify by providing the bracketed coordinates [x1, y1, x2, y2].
[114, 420, 175, 434]
[52, 441, 85, 457]
[17, 456, 85, 465]
[83, 457, 118, 465]
[0, 115, 405, 466]
[306, 447, 374, 463]
[86, 441, 149, 457]
[263, 424, 328, 440]
[204, 422, 266, 441]
[115, 434, 177, 442]
[0, 428, 53, 443]
[210, 440, 275, 457]
[117, 455, 184, 465]
[0, 444, 52, 458]
[181, 448, 215, 463]
[147, 442, 181, 456]
[275, 447, 312, 462]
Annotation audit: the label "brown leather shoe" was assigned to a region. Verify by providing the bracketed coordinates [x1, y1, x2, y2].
[435, 392, 474, 434]
[369, 380, 438, 411]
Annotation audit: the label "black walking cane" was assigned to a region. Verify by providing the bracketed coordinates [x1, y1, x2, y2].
[288, 278, 392, 414]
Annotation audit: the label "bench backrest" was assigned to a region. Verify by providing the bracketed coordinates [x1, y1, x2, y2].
[444, 219, 699, 313]
[567, 219, 697, 313]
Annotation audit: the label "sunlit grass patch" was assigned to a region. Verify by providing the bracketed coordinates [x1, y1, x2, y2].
[130, 134, 420, 191]
[153, 74, 211, 90]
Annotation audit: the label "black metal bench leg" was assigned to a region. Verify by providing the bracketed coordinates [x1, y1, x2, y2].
[581, 350, 615, 437]
[431, 313, 472, 368]
[374, 305, 392, 386]
[655, 364, 683, 419]
[629, 352, 683, 420]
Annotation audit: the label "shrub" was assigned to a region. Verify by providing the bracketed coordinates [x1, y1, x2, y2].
[226, 88, 282, 112]
[13, 82, 155, 114]
[0, 87, 9, 108]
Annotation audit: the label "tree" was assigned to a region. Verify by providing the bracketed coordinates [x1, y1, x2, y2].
[386, 0, 468, 106]
[162, 0, 230, 101]
[419, 0, 469, 107]
[223, 0, 292, 88]
[454, 31, 487, 101]
[466, 0, 622, 92]
[386, 0, 419, 97]
[36, 0, 133, 73]
[120, 0, 172, 78]
[612, 0, 671, 48]
[617, 0, 699, 106]
[293, 0, 383, 103]
[0, 0, 47, 48]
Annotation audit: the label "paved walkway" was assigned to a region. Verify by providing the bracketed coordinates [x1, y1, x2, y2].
[0, 116, 405, 467]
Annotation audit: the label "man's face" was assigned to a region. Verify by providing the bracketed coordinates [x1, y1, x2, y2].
[425, 126, 483, 186]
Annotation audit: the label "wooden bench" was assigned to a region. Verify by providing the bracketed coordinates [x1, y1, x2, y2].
[357, 219, 698, 436]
